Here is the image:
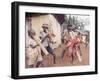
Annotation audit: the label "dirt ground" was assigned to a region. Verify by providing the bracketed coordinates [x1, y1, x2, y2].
[25, 43, 89, 68]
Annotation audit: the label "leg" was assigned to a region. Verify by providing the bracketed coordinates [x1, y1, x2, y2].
[78, 45, 82, 56]
[36, 61, 43, 67]
[52, 53, 56, 64]
[76, 46, 82, 62]
[67, 47, 73, 63]
[71, 53, 74, 64]
[61, 49, 66, 60]
[71, 47, 76, 64]
[36, 47, 44, 67]
[46, 46, 56, 64]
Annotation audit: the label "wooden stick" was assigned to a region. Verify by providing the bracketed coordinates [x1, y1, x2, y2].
[34, 37, 49, 55]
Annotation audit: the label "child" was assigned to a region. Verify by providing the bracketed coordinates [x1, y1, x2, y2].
[66, 31, 82, 63]
[40, 24, 56, 64]
[26, 29, 44, 68]
[62, 28, 82, 64]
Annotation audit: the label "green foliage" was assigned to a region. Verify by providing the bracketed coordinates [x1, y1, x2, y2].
[64, 15, 85, 30]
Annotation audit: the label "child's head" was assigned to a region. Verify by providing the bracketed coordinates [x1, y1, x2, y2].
[42, 24, 49, 33]
[28, 29, 36, 39]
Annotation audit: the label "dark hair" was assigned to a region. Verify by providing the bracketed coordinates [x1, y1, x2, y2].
[28, 30, 35, 39]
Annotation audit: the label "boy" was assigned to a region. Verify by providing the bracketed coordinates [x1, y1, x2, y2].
[40, 24, 56, 64]
[26, 29, 43, 67]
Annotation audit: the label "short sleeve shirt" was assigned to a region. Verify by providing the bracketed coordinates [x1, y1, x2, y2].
[40, 31, 49, 47]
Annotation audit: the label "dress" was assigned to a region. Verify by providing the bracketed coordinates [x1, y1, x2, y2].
[26, 36, 43, 66]
[66, 31, 81, 57]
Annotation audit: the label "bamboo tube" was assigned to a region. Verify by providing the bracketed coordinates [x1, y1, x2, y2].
[34, 36, 49, 55]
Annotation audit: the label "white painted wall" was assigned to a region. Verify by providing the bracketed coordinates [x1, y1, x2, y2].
[31, 14, 61, 47]
[0, 0, 99, 81]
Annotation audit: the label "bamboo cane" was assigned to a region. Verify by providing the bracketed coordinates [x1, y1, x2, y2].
[34, 36, 49, 55]
[76, 49, 82, 62]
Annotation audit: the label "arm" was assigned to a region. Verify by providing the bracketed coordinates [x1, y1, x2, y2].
[29, 44, 39, 49]
[41, 35, 48, 43]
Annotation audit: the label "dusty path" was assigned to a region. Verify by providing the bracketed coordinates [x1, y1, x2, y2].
[25, 43, 89, 68]
[42, 43, 89, 67]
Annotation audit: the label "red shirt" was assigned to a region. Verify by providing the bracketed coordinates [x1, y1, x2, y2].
[66, 35, 80, 48]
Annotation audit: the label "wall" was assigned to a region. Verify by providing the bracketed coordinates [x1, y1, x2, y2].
[31, 14, 61, 46]
[0, 0, 99, 81]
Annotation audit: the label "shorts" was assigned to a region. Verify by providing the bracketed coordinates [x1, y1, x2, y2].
[45, 46, 54, 55]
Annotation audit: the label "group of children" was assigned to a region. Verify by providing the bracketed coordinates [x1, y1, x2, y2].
[62, 27, 82, 64]
[26, 24, 56, 68]
[26, 24, 83, 68]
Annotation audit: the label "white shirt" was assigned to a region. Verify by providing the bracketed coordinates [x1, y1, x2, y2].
[26, 36, 37, 48]
[40, 31, 49, 47]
